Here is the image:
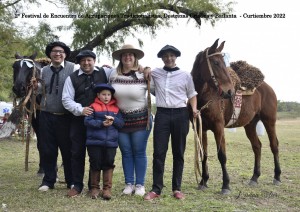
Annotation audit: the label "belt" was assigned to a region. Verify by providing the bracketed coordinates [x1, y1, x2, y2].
[51, 112, 65, 115]
[157, 107, 187, 112]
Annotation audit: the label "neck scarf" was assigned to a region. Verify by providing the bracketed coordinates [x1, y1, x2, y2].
[49, 66, 63, 94]
[163, 66, 179, 72]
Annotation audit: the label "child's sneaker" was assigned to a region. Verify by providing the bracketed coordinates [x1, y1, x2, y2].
[134, 184, 145, 196]
[122, 183, 134, 195]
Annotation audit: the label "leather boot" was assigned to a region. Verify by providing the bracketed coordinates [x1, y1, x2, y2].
[102, 168, 113, 200]
[89, 170, 101, 199]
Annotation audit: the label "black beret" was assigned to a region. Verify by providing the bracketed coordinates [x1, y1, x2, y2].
[93, 83, 115, 94]
[157, 45, 181, 58]
[45, 41, 71, 58]
[75, 50, 96, 64]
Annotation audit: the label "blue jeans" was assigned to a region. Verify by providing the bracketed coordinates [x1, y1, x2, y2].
[118, 122, 152, 186]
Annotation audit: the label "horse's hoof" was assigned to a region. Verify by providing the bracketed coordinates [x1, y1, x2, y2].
[198, 185, 208, 190]
[221, 189, 231, 195]
[273, 179, 281, 186]
[248, 180, 258, 186]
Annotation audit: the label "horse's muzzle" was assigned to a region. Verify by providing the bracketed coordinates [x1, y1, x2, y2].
[221, 89, 233, 99]
[12, 85, 26, 98]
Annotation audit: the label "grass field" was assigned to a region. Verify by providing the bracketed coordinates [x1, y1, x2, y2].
[0, 118, 299, 211]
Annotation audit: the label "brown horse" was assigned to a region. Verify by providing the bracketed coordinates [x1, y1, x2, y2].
[191, 39, 281, 194]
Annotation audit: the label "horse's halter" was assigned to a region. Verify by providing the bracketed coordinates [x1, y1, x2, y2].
[205, 49, 223, 89]
[14, 58, 38, 84]
[205, 49, 232, 99]
[15, 58, 37, 72]
[13, 58, 38, 109]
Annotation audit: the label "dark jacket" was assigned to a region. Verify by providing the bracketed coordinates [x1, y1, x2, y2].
[69, 67, 107, 107]
[84, 97, 124, 147]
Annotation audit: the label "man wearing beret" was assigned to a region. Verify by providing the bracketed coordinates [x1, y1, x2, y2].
[38, 41, 77, 192]
[62, 50, 113, 197]
[144, 45, 198, 200]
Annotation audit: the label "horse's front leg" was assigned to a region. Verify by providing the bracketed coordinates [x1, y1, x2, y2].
[214, 127, 230, 194]
[198, 131, 209, 190]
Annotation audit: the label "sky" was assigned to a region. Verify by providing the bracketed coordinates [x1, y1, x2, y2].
[13, 0, 300, 102]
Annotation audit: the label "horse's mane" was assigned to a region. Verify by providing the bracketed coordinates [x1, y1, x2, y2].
[191, 51, 204, 84]
[35, 58, 51, 67]
[227, 67, 241, 91]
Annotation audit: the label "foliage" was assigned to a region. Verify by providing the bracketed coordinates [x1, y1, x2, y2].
[0, 10, 21, 101]
[277, 100, 300, 113]
[25, 22, 60, 56]
[0, 119, 299, 211]
[0, 0, 233, 100]
[56, 0, 234, 60]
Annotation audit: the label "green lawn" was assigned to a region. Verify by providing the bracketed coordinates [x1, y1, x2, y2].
[0, 119, 299, 211]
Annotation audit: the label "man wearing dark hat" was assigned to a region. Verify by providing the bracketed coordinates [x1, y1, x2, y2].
[62, 49, 113, 197]
[38, 41, 76, 192]
[144, 45, 198, 201]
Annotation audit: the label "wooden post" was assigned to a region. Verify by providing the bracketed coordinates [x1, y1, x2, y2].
[25, 65, 37, 171]
[25, 88, 35, 171]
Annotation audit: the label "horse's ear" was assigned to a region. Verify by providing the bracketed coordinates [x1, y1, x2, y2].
[15, 52, 22, 59]
[30, 52, 38, 60]
[216, 41, 225, 52]
[208, 39, 219, 54]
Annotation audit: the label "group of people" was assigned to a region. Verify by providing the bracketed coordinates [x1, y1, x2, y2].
[34, 40, 198, 201]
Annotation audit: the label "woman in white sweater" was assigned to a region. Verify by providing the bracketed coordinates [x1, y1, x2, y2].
[109, 44, 152, 196]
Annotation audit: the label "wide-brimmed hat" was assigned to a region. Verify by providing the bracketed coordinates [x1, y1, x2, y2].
[45, 41, 71, 58]
[112, 44, 144, 60]
[157, 45, 181, 58]
[75, 50, 96, 64]
[93, 83, 115, 94]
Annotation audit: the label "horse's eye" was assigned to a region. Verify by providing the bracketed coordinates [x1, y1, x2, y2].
[213, 60, 219, 66]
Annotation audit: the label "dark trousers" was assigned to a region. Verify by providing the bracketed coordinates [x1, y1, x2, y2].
[70, 116, 88, 192]
[87, 146, 116, 171]
[39, 111, 72, 188]
[151, 107, 189, 195]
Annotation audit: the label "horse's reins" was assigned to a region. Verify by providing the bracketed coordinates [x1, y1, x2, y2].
[193, 100, 212, 184]
[193, 50, 225, 183]
[13, 58, 38, 171]
[14, 58, 44, 117]
[146, 78, 151, 130]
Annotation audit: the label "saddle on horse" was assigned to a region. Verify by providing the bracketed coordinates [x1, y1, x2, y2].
[226, 61, 265, 127]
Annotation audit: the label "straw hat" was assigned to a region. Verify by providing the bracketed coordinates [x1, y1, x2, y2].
[112, 44, 144, 60]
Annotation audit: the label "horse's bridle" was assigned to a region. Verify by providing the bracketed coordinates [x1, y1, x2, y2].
[205, 49, 223, 89]
[205, 49, 232, 99]
[13, 58, 42, 118]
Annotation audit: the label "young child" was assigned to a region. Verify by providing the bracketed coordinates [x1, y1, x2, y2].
[84, 83, 124, 200]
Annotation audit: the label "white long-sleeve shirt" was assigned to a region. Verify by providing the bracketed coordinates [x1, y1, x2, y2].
[62, 67, 112, 116]
[151, 67, 197, 108]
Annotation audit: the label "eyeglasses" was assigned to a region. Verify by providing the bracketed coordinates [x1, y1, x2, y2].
[51, 50, 65, 54]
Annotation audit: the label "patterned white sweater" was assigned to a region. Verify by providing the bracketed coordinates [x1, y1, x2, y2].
[109, 69, 148, 132]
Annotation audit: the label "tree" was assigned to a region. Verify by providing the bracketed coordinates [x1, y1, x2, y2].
[61, 0, 234, 61]
[0, 0, 234, 100]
